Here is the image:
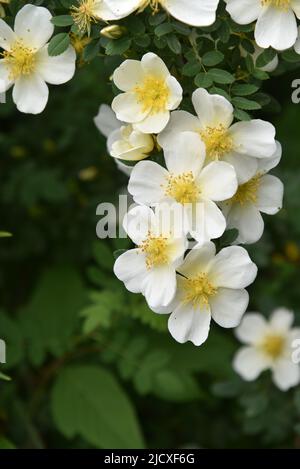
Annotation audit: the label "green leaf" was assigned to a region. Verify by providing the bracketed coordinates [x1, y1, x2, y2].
[232, 97, 261, 110]
[51, 365, 144, 448]
[166, 34, 182, 54]
[194, 72, 213, 88]
[231, 84, 259, 96]
[202, 50, 224, 67]
[51, 15, 74, 27]
[256, 48, 277, 68]
[48, 33, 70, 57]
[208, 68, 235, 84]
[154, 23, 173, 37]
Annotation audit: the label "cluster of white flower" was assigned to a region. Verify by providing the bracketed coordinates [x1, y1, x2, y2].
[95, 51, 288, 357]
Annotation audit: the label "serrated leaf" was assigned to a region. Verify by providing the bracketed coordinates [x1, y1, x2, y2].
[48, 33, 70, 57]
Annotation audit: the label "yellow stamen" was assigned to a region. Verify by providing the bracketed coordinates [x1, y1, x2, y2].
[138, 0, 164, 14]
[199, 124, 234, 160]
[140, 233, 169, 269]
[3, 41, 36, 80]
[165, 172, 200, 204]
[260, 334, 285, 359]
[231, 174, 261, 205]
[71, 0, 101, 35]
[134, 75, 169, 114]
[261, 0, 291, 10]
[182, 273, 217, 308]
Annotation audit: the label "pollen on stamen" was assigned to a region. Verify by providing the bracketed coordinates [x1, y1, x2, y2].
[71, 0, 100, 35]
[231, 174, 261, 206]
[261, 0, 291, 10]
[138, 0, 164, 14]
[139, 233, 170, 269]
[260, 334, 285, 359]
[134, 75, 169, 114]
[182, 273, 217, 309]
[3, 41, 37, 81]
[165, 172, 200, 205]
[199, 124, 234, 160]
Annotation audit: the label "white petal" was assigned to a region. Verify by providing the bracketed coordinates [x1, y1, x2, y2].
[233, 346, 270, 381]
[224, 203, 265, 245]
[255, 6, 298, 51]
[113, 59, 144, 91]
[105, 0, 139, 17]
[225, 0, 262, 24]
[256, 175, 284, 215]
[94, 104, 121, 138]
[128, 160, 168, 205]
[163, 131, 205, 176]
[0, 19, 16, 50]
[177, 241, 216, 277]
[223, 152, 258, 184]
[168, 303, 211, 346]
[134, 110, 170, 134]
[209, 246, 257, 289]
[93, 0, 125, 20]
[192, 88, 233, 129]
[112, 92, 149, 123]
[166, 0, 219, 26]
[235, 312, 269, 345]
[269, 308, 294, 333]
[114, 248, 147, 293]
[123, 205, 156, 245]
[165, 75, 183, 110]
[257, 141, 282, 174]
[14, 5, 54, 49]
[36, 45, 75, 85]
[0, 59, 14, 92]
[198, 161, 237, 201]
[141, 52, 170, 78]
[143, 266, 177, 309]
[229, 119, 276, 158]
[272, 358, 300, 390]
[210, 288, 249, 328]
[115, 160, 133, 177]
[189, 199, 226, 244]
[12, 74, 49, 114]
[158, 111, 200, 149]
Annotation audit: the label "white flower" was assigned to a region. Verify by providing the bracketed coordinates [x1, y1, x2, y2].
[221, 142, 284, 244]
[0, 4, 76, 114]
[112, 52, 183, 134]
[109, 125, 155, 161]
[233, 308, 300, 390]
[152, 242, 257, 346]
[71, 0, 130, 34]
[94, 104, 133, 176]
[114, 204, 187, 309]
[105, 0, 220, 27]
[128, 131, 238, 244]
[225, 0, 300, 51]
[158, 88, 277, 184]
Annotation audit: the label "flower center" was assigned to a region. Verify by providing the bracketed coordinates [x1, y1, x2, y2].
[261, 0, 291, 10]
[182, 273, 217, 308]
[134, 75, 169, 114]
[231, 174, 261, 205]
[260, 334, 285, 359]
[140, 233, 169, 269]
[165, 172, 200, 204]
[3, 41, 36, 80]
[71, 0, 100, 34]
[199, 124, 234, 160]
[138, 0, 164, 13]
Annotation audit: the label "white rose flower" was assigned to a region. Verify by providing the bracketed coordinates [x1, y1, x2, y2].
[114, 204, 188, 309]
[0, 4, 76, 114]
[106, 0, 220, 27]
[152, 242, 257, 346]
[110, 125, 155, 161]
[221, 142, 284, 244]
[158, 88, 277, 184]
[233, 308, 300, 390]
[128, 131, 238, 244]
[112, 52, 183, 134]
[225, 0, 300, 51]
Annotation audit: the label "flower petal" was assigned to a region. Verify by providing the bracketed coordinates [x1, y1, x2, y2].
[229, 119, 276, 158]
[0, 59, 14, 92]
[143, 266, 177, 309]
[123, 205, 156, 245]
[128, 160, 169, 205]
[235, 312, 269, 345]
[0, 19, 17, 51]
[141, 52, 170, 78]
[225, 0, 261, 24]
[210, 288, 249, 328]
[209, 246, 257, 289]
[223, 152, 258, 184]
[256, 174, 284, 215]
[36, 45, 75, 85]
[163, 131, 205, 176]
[165, 75, 183, 110]
[14, 5, 54, 49]
[269, 308, 294, 333]
[198, 161, 237, 201]
[166, 0, 219, 26]
[12, 74, 49, 114]
[113, 59, 145, 91]
[177, 241, 216, 277]
[112, 92, 149, 123]
[94, 104, 121, 138]
[113, 248, 147, 293]
[255, 6, 298, 50]
[168, 303, 211, 346]
[158, 111, 200, 149]
[189, 199, 226, 245]
[257, 141, 282, 174]
[272, 358, 300, 390]
[224, 203, 265, 245]
[192, 87, 234, 129]
[134, 110, 170, 134]
[233, 346, 270, 381]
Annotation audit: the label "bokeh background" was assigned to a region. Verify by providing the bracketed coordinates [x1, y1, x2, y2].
[0, 53, 300, 449]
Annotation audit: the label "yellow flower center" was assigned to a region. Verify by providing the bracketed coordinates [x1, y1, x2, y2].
[260, 334, 285, 359]
[134, 75, 169, 114]
[140, 233, 169, 269]
[138, 0, 164, 13]
[165, 172, 200, 204]
[199, 124, 234, 160]
[182, 273, 217, 308]
[231, 174, 261, 205]
[3, 41, 36, 80]
[261, 0, 291, 10]
[71, 0, 100, 35]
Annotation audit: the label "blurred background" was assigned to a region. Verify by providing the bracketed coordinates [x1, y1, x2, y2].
[0, 55, 300, 449]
